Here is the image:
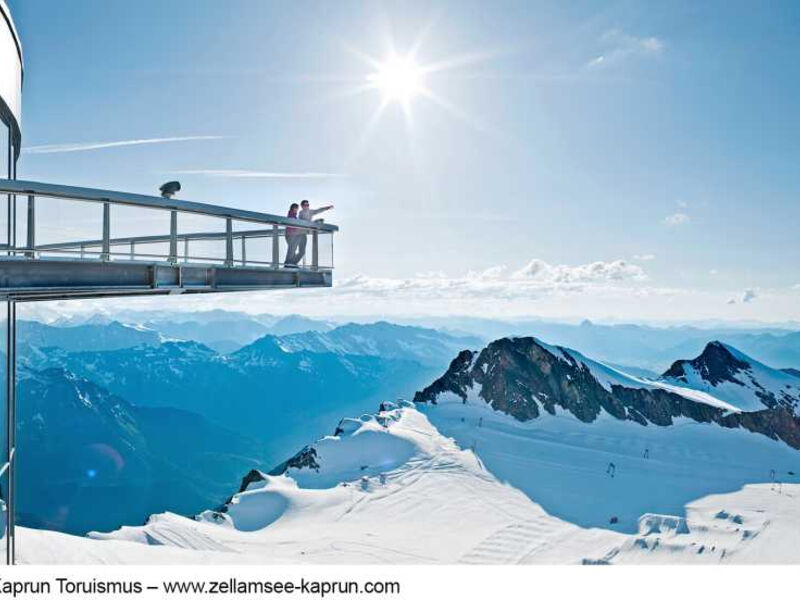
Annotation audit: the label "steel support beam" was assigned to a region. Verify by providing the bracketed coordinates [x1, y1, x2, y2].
[0, 259, 332, 301]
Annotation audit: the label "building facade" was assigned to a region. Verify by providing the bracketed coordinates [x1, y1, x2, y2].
[0, 0, 22, 565]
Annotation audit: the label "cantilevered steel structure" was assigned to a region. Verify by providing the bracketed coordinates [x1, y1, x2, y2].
[0, 1, 337, 563]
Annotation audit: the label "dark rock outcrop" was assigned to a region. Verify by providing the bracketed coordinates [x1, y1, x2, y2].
[664, 341, 749, 386]
[415, 337, 800, 450]
[268, 446, 320, 476]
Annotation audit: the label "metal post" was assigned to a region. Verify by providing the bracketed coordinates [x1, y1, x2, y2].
[9, 195, 15, 255]
[271, 225, 279, 269]
[225, 218, 233, 267]
[101, 202, 110, 261]
[5, 300, 16, 565]
[25, 195, 34, 258]
[241, 235, 246, 266]
[184, 238, 189, 263]
[168, 210, 178, 264]
[130, 241, 135, 260]
[311, 230, 319, 271]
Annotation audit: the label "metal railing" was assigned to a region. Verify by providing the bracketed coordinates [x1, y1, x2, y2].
[0, 179, 337, 271]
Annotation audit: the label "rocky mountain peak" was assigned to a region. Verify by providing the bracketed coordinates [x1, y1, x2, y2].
[663, 341, 750, 386]
[414, 336, 800, 450]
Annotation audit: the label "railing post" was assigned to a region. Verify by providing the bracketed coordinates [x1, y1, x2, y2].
[311, 230, 319, 270]
[184, 237, 189, 263]
[241, 235, 247, 266]
[101, 202, 110, 261]
[225, 218, 233, 267]
[130, 241, 135, 260]
[25, 195, 34, 258]
[168, 210, 178, 264]
[271, 224, 279, 269]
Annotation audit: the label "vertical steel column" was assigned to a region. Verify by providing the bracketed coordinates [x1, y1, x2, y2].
[184, 238, 189, 263]
[5, 300, 16, 565]
[168, 210, 178, 264]
[225, 218, 234, 267]
[5, 134, 10, 254]
[241, 235, 246, 266]
[271, 225, 279, 269]
[311, 231, 319, 270]
[25, 195, 34, 258]
[101, 202, 110, 261]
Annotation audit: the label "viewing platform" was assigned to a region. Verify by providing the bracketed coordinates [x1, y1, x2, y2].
[0, 179, 337, 301]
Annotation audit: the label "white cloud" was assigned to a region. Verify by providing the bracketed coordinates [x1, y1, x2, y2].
[587, 30, 665, 69]
[728, 289, 758, 305]
[23, 136, 228, 154]
[170, 169, 345, 179]
[792, 283, 800, 290]
[328, 259, 650, 308]
[511, 259, 646, 283]
[633, 254, 656, 261]
[466, 265, 508, 280]
[663, 212, 690, 226]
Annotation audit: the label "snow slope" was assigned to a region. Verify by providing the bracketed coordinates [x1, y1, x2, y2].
[422, 390, 800, 532]
[16, 403, 800, 565]
[19, 407, 625, 564]
[534, 338, 741, 412]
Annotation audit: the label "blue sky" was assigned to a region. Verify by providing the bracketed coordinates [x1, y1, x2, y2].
[8, 0, 800, 322]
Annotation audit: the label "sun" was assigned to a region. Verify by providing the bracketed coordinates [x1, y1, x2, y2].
[367, 55, 425, 103]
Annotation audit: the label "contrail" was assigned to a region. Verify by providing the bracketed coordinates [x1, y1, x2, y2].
[171, 169, 345, 179]
[23, 135, 229, 154]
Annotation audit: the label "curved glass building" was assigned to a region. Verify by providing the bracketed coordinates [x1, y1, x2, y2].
[0, 0, 21, 182]
[0, 0, 21, 565]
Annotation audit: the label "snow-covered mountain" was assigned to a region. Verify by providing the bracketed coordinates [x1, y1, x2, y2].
[663, 341, 800, 414]
[20, 319, 162, 352]
[415, 337, 800, 449]
[274, 321, 482, 366]
[14, 335, 800, 564]
[23, 397, 799, 564]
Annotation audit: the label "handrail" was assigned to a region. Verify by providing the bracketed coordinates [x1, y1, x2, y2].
[33, 226, 313, 251]
[0, 179, 338, 232]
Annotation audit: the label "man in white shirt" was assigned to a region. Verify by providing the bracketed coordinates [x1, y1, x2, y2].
[294, 199, 334, 265]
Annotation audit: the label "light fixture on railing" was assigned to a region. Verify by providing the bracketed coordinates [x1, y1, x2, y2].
[159, 180, 181, 198]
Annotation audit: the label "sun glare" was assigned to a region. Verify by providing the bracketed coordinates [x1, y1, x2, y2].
[368, 55, 424, 103]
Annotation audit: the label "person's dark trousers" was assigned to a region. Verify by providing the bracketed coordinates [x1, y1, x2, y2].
[284, 236, 301, 266]
[294, 234, 308, 265]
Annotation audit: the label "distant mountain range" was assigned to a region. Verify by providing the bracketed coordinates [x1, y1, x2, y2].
[396, 316, 800, 372]
[11, 364, 266, 536]
[27, 310, 800, 370]
[14, 319, 473, 534]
